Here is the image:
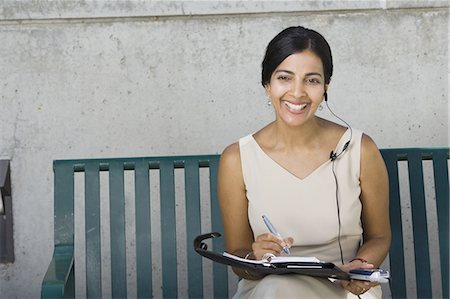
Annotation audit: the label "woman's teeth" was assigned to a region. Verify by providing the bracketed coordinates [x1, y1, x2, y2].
[284, 101, 307, 112]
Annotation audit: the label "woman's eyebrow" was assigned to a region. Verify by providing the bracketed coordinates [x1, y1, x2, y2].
[274, 70, 323, 77]
[274, 69, 295, 75]
[305, 72, 323, 77]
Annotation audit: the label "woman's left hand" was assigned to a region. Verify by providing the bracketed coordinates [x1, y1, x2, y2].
[339, 259, 380, 295]
[341, 279, 379, 296]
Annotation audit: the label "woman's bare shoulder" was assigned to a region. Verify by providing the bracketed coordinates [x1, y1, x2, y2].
[360, 133, 386, 176]
[220, 142, 241, 170]
[361, 133, 381, 157]
[222, 142, 239, 158]
[219, 142, 245, 191]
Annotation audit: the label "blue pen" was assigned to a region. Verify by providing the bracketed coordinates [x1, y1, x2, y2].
[262, 215, 290, 254]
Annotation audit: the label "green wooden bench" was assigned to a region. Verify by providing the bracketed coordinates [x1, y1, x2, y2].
[41, 148, 449, 299]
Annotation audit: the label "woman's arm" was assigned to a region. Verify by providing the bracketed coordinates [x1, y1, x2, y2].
[217, 143, 262, 279]
[341, 134, 391, 295]
[356, 133, 391, 266]
[218, 142, 291, 279]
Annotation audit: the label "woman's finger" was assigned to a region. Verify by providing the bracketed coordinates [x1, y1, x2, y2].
[255, 234, 285, 249]
[341, 280, 372, 295]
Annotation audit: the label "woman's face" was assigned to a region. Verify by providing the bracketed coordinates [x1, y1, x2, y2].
[265, 50, 327, 127]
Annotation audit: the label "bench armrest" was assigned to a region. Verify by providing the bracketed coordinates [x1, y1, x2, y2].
[41, 245, 75, 299]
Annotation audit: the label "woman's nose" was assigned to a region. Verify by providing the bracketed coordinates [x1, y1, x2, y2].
[291, 80, 306, 98]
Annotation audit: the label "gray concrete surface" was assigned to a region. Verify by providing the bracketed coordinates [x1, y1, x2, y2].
[0, 1, 448, 298]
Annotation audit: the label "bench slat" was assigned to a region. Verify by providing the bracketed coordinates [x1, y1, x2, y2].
[209, 157, 229, 299]
[433, 150, 449, 299]
[408, 151, 432, 298]
[382, 151, 407, 299]
[135, 161, 152, 298]
[109, 162, 127, 298]
[85, 162, 102, 298]
[160, 160, 178, 298]
[54, 163, 75, 246]
[185, 159, 204, 298]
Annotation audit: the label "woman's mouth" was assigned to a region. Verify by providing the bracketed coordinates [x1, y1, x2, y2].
[283, 101, 308, 113]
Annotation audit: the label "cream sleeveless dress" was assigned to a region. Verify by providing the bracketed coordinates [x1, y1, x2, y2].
[233, 128, 381, 299]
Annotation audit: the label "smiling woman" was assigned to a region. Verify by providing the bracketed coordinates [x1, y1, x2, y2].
[218, 26, 391, 299]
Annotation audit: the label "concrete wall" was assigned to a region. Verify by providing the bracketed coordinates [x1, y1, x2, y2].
[0, 1, 448, 298]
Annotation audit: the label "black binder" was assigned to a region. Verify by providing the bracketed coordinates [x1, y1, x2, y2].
[194, 232, 350, 280]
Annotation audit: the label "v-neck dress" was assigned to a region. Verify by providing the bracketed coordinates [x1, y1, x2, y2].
[233, 128, 382, 299]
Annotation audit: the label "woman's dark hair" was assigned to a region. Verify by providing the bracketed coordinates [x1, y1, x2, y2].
[261, 26, 333, 86]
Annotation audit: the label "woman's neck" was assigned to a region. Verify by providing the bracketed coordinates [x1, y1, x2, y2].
[269, 117, 325, 151]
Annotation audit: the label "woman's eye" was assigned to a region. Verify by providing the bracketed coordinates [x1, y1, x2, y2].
[307, 78, 321, 84]
[277, 75, 290, 81]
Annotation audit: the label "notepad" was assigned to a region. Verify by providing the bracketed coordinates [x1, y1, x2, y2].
[194, 232, 350, 280]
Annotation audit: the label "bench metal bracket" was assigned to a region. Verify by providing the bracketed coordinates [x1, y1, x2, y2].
[0, 159, 14, 263]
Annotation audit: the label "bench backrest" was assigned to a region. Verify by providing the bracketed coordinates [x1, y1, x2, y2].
[381, 148, 449, 299]
[50, 148, 449, 299]
[53, 155, 227, 298]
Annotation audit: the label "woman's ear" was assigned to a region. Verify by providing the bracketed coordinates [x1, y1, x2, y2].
[264, 83, 271, 96]
[323, 84, 329, 102]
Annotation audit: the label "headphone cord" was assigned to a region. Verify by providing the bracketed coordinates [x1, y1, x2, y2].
[326, 97, 363, 298]
[331, 159, 345, 266]
[325, 97, 350, 266]
[333, 165, 363, 299]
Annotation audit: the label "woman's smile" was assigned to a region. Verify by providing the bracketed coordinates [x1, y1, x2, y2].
[283, 101, 309, 114]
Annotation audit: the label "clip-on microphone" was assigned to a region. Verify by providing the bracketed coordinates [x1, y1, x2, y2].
[330, 151, 337, 161]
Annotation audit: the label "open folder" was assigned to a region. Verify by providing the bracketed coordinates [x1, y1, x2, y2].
[194, 232, 350, 280]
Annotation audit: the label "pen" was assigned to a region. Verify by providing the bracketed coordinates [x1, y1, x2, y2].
[262, 215, 290, 255]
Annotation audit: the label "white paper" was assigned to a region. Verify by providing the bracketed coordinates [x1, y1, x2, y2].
[223, 252, 320, 264]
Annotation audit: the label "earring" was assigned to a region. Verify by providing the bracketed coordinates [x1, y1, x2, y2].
[267, 98, 272, 106]
[318, 104, 323, 111]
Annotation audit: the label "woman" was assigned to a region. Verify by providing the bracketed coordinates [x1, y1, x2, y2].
[218, 26, 391, 298]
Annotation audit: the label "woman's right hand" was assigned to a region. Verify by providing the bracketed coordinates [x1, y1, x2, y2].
[252, 233, 294, 260]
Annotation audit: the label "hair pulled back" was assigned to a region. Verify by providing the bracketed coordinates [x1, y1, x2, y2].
[261, 26, 333, 86]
